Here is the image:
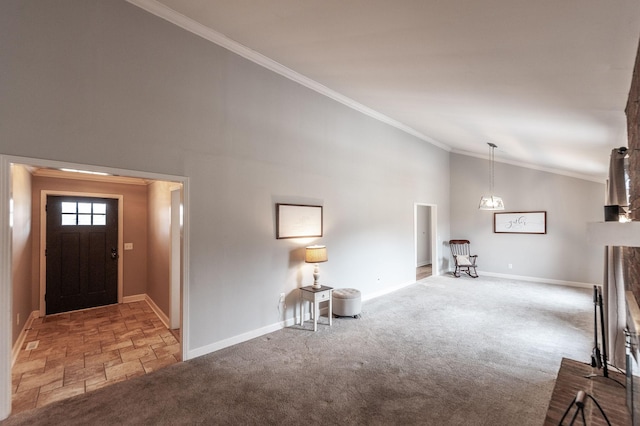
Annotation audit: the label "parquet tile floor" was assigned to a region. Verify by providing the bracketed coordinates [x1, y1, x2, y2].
[11, 301, 181, 415]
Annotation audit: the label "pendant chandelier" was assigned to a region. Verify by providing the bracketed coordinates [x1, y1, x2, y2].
[478, 142, 504, 210]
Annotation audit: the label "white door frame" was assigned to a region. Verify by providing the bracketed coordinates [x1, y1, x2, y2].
[0, 155, 191, 420]
[39, 191, 124, 316]
[414, 203, 438, 276]
[169, 188, 181, 330]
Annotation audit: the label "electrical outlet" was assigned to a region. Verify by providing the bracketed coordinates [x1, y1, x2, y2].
[508, 264, 513, 269]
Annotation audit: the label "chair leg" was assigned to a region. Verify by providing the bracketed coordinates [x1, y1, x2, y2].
[469, 266, 478, 278]
[453, 266, 461, 277]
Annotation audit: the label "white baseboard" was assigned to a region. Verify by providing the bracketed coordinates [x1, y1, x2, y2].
[144, 295, 170, 329]
[12, 311, 39, 367]
[166, 269, 598, 364]
[188, 317, 297, 359]
[122, 293, 170, 329]
[475, 270, 596, 289]
[122, 294, 146, 303]
[188, 280, 422, 360]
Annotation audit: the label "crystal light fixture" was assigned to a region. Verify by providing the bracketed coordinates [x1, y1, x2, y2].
[479, 143, 504, 210]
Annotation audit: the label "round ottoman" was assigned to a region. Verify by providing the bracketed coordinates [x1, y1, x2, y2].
[332, 288, 362, 318]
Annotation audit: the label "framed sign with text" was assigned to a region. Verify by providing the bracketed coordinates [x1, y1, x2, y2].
[494, 211, 546, 234]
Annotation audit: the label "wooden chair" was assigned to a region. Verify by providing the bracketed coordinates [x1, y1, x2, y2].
[449, 240, 478, 278]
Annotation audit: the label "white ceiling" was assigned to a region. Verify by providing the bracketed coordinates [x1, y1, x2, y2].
[132, 0, 640, 182]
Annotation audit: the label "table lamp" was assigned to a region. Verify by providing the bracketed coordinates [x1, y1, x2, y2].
[305, 245, 327, 289]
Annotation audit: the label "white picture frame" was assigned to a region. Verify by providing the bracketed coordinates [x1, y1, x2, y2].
[494, 211, 546, 234]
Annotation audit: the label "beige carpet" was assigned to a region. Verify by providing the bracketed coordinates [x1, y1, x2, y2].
[1, 274, 592, 425]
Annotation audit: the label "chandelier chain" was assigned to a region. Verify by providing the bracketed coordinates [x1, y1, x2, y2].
[488, 142, 497, 193]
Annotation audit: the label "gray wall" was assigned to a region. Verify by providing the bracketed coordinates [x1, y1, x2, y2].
[450, 153, 604, 284]
[1, 1, 451, 352]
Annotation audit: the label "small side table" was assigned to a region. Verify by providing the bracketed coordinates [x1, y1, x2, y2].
[299, 285, 333, 331]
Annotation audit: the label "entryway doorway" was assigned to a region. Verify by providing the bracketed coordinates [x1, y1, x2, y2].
[415, 204, 437, 280]
[0, 155, 190, 418]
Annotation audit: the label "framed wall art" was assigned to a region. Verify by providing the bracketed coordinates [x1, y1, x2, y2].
[494, 211, 546, 234]
[276, 203, 323, 239]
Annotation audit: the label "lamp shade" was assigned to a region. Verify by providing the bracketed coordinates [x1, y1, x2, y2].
[478, 195, 504, 210]
[305, 245, 327, 263]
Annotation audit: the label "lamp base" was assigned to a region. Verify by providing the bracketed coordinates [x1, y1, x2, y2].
[312, 264, 321, 289]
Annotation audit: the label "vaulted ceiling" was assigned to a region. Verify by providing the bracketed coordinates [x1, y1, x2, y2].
[130, 0, 640, 181]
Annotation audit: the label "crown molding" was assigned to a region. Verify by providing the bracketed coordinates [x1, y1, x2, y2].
[451, 148, 605, 183]
[126, 0, 450, 152]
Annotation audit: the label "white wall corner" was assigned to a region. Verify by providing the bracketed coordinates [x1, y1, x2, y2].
[1, 156, 13, 420]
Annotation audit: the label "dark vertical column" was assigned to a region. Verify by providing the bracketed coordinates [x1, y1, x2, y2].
[625, 37, 640, 301]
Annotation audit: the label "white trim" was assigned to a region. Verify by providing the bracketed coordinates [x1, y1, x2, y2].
[126, 0, 450, 153]
[169, 189, 181, 330]
[188, 316, 298, 360]
[39, 191, 124, 316]
[0, 156, 11, 420]
[11, 311, 38, 367]
[180, 180, 190, 360]
[32, 168, 149, 186]
[451, 148, 605, 183]
[144, 295, 170, 329]
[475, 270, 596, 289]
[5, 156, 187, 184]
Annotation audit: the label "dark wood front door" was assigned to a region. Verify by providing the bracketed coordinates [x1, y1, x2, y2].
[46, 195, 118, 315]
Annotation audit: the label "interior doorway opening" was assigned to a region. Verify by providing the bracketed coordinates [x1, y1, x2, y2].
[415, 204, 437, 280]
[1, 155, 190, 417]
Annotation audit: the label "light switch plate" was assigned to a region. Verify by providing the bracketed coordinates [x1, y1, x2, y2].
[124, 243, 133, 250]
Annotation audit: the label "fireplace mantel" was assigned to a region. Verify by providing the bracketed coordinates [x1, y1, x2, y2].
[587, 221, 640, 247]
